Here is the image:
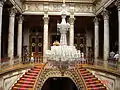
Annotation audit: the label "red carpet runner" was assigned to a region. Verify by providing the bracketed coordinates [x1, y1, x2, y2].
[11, 63, 45, 90]
[77, 65, 107, 90]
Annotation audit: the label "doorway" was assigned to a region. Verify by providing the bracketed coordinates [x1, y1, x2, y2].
[41, 77, 78, 90]
[29, 28, 43, 57]
[74, 33, 86, 54]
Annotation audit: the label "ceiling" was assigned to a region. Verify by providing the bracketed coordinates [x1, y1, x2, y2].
[24, 0, 97, 3]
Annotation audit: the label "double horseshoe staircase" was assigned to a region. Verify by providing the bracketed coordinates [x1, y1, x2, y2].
[11, 63, 45, 90]
[11, 63, 107, 90]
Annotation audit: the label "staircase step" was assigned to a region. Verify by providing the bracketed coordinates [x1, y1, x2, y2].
[87, 83, 103, 87]
[28, 70, 39, 73]
[80, 71, 89, 74]
[83, 75, 95, 79]
[81, 73, 92, 76]
[31, 68, 41, 71]
[25, 72, 38, 76]
[12, 86, 33, 90]
[23, 75, 36, 78]
[88, 86, 106, 90]
[17, 80, 34, 85]
[86, 80, 101, 84]
[20, 78, 36, 82]
[85, 78, 98, 81]
[14, 83, 33, 88]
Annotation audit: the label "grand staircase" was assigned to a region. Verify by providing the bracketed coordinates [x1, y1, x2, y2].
[11, 63, 107, 90]
[11, 63, 45, 90]
[77, 65, 107, 90]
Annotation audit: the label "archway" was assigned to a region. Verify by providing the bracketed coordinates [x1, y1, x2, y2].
[41, 77, 78, 90]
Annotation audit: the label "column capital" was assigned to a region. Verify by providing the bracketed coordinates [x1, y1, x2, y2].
[93, 17, 99, 25]
[102, 8, 109, 20]
[43, 16, 49, 24]
[115, 0, 120, 11]
[9, 7, 17, 17]
[0, 0, 6, 7]
[69, 17, 75, 25]
[18, 15, 24, 24]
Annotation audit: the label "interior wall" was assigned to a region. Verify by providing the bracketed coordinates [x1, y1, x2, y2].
[14, 17, 18, 57]
[0, 69, 28, 90]
[23, 28, 29, 52]
[86, 29, 93, 57]
[108, 6, 118, 53]
[1, 5, 9, 58]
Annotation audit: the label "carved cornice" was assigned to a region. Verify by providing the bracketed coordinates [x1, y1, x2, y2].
[25, 0, 96, 3]
[0, 0, 6, 7]
[115, 0, 120, 11]
[23, 2, 94, 14]
[95, 0, 115, 15]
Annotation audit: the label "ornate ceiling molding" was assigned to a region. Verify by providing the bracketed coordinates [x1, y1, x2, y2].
[23, 2, 95, 16]
[24, 0, 96, 3]
[95, 0, 115, 15]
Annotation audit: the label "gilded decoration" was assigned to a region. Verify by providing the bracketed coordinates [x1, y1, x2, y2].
[36, 68, 85, 90]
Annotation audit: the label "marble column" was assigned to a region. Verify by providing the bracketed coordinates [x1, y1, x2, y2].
[17, 15, 23, 62]
[43, 12, 49, 62]
[69, 14, 75, 46]
[0, 0, 5, 69]
[102, 9, 109, 67]
[94, 17, 99, 63]
[8, 7, 17, 65]
[116, 1, 120, 62]
[115, 1, 120, 71]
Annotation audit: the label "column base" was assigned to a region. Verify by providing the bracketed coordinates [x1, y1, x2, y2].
[19, 57, 22, 64]
[94, 58, 98, 66]
[104, 60, 108, 68]
[10, 57, 14, 66]
[43, 56, 47, 63]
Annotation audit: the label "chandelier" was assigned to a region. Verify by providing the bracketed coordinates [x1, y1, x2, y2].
[45, 2, 83, 76]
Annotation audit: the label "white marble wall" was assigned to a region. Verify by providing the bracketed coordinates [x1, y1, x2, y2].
[88, 69, 120, 90]
[0, 69, 28, 90]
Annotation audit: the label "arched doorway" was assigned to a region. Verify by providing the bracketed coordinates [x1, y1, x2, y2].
[41, 77, 78, 90]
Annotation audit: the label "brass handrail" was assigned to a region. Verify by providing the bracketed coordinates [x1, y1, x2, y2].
[32, 63, 47, 90]
[75, 64, 88, 90]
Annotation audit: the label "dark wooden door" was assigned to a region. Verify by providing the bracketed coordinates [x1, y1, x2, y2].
[74, 33, 86, 54]
[30, 34, 43, 57]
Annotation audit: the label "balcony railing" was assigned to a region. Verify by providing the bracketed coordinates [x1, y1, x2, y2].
[0, 56, 120, 73]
